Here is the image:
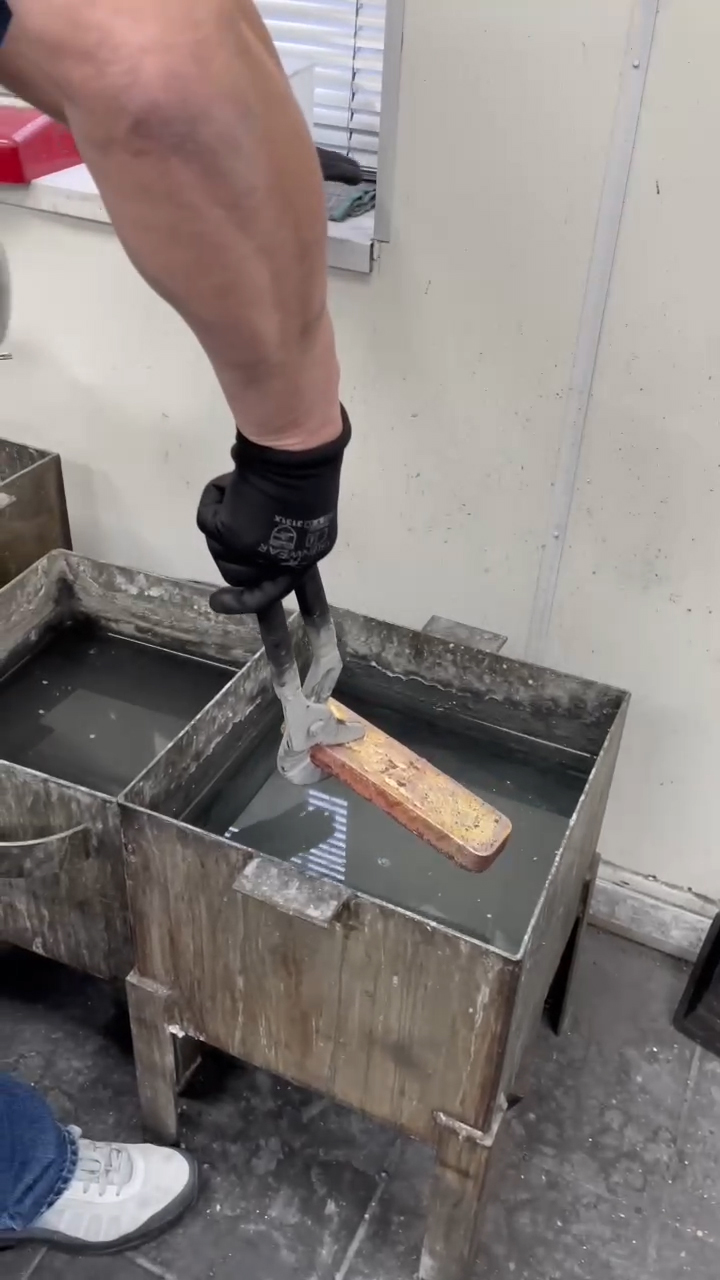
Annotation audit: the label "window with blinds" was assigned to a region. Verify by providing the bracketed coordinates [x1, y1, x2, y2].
[2, 0, 392, 169]
[256, 0, 387, 170]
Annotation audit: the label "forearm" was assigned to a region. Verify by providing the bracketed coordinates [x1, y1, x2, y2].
[72, 71, 340, 450]
[3, 0, 340, 449]
[0, 30, 66, 120]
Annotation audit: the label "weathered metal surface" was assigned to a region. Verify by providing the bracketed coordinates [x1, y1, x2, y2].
[494, 696, 630, 1120]
[0, 765, 131, 977]
[118, 604, 629, 1279]
[0, 550, 67, 671]
[122, 622, 304, 818]
[422, 616, 508, 655]
[334, 608, 625, 758]
[122, 805, 515, 1145]
[311, 698, 512, 872]
[0, 824, 89, 883]
[65, 555, 262, 666]
[419, 1121, 494, 1280]
[0, 439, 47, 478]
[126, 972, 179, 1142]
[233, 854, 351, 927]
[544, 850, 600, 1037]
[0, 551, 269, 978]
[0, 438, 72, 587]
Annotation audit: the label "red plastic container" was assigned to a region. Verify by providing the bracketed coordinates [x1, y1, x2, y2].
[0, 106, 82, 185]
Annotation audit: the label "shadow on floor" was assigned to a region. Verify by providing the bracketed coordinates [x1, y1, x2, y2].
[1, 928, 717, 1280]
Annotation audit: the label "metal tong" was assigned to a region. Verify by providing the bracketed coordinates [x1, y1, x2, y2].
[257, 566, 364, 785]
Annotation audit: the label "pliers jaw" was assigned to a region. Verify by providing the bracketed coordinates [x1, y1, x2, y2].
[257, 567, 364, 786]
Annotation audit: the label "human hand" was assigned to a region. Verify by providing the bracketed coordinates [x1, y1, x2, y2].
[197, 408, 351, 615]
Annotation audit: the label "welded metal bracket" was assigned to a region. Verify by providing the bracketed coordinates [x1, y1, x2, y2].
[434, 1096, 509, 1149]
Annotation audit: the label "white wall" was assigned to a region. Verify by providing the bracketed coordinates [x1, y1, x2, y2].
[0, 210, 232, 578]
[1, 0, 717, 899]
[327, 0, 634, 636]
[545, 0, 720, 898]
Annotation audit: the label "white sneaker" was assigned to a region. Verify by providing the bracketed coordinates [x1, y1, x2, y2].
[0, 1127, 198, 1255]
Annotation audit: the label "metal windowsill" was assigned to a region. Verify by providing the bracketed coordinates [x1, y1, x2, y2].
[0, 166, 376, 275]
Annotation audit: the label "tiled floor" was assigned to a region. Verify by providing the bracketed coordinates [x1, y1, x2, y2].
[2, 928, 718, 1279]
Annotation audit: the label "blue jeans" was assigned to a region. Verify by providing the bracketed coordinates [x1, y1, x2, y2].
[0, 1074, 78, 1232]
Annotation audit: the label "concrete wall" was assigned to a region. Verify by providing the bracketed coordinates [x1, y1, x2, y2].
[1, 0, 718, 898]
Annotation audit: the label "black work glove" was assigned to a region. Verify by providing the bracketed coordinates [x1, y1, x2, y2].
[197, 406, 351, 614]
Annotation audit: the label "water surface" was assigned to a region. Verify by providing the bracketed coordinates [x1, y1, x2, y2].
[0, 622, 234, 794]
[194, 696, 591, 956]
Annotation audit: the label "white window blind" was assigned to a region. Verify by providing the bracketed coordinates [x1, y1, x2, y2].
[256, 0, 387, 168]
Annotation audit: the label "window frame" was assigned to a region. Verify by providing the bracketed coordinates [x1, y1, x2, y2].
[372, 0, 405, 245]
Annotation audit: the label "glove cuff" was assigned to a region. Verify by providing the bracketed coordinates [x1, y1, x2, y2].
[233, 405, 351, 471]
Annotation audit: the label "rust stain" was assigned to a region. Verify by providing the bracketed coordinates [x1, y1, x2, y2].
[311, 700, 512, 873]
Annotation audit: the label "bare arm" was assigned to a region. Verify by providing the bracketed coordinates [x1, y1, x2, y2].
[0, 0, 340, 449]
[0, 39, 66, 119]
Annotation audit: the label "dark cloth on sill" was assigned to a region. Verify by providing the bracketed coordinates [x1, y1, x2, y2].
[316, 147, 362, 186]
[325, 180, 376, 223]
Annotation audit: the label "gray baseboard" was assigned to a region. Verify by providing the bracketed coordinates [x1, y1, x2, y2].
[591, 861, 718, 962]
